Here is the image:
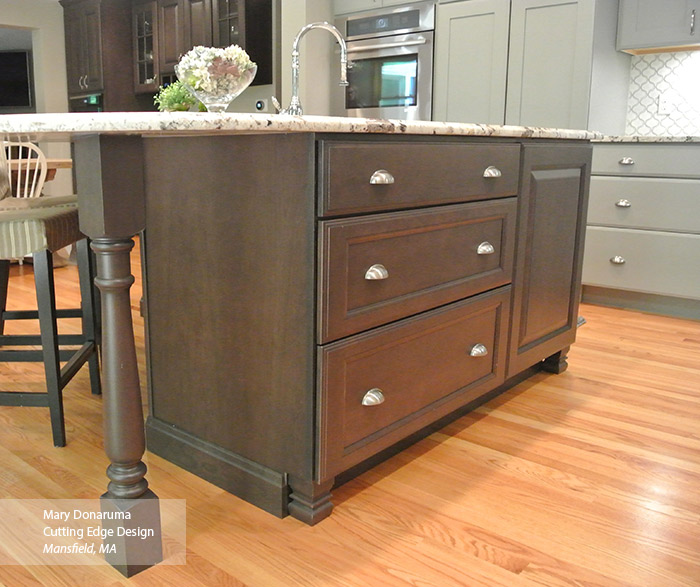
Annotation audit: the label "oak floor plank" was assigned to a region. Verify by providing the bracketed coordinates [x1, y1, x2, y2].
[1, 242, 699, 585]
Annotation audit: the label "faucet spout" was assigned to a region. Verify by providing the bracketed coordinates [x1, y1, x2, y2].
[277, 22, 349, 116]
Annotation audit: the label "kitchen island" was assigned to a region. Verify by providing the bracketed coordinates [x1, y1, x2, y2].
[1, 112, 597, 571]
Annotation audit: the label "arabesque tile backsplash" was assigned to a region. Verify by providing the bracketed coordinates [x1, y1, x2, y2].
[625, 51, 700, 136]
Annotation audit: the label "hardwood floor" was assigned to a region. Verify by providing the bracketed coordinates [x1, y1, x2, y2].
[1, 242, 699, 586]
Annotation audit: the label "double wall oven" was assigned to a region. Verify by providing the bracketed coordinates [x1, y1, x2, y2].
[333, 2, 435, 121]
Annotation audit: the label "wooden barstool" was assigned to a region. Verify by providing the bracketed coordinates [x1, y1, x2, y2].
[0, 142, 100, 447]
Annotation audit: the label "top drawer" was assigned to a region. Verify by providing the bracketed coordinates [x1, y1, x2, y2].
[318, 140, 520, 217]
[592, 143, 700, 178]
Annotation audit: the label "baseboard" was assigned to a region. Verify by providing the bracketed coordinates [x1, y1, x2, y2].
[145, 416, 289, 517]
[582, 285, 700, 321]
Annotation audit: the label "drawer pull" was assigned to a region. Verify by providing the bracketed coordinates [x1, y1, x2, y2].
[477, 241, 495, 255]
[469, 344, 489, 357]
[369, 169, 395, 185]
[610, 255, 626, 265]
[362, 388, 385, 406]
[615, 199, 632, 208]
[618, 157, 635, 166]
[483, 166, 502, 178]
[365, 264, 389, 280]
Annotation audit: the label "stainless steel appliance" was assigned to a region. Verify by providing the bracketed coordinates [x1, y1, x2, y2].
[333, 2, 435, 121]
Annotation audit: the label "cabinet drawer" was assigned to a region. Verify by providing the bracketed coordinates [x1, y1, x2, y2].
[319, 140, 520, 216]
[588, 176, 700, 233]
[319, 199, 516, 342]
[592, 144, 700, 178]
[317, 288, 510, 480]
[582, 226, 700, 299]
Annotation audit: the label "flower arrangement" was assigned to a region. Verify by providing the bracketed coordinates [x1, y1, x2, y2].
[175, 45, 257, 111]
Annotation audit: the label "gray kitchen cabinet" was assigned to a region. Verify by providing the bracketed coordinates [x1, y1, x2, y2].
[617, 0, 700, 54]
[433, 0, 510, 124]
[333, 0, 423, 14]
[434, 0, 630, 133]
[582, 142, 700, 319]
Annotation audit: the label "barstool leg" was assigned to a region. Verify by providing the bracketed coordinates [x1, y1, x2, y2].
[0, 259, 9, 336]
[76, 239, 101, 396]
[33, 250, 66, 448]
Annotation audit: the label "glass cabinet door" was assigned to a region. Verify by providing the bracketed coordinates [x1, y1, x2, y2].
[133, 1, 159, 92]
[213, 0, 245, 47]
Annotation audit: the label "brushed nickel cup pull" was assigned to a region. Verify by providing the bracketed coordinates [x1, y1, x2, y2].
[483, 166, 502, 178]
[469, 344, 489, 357]
[615, 199, 632, 208]
[618, 157, 635, 166]
[610, 255, 626, 265]
[369, 169, 395, 184]
[362, 388, 385, 406]
[477, 242, 495, 255]
[365, 264, 389, 280]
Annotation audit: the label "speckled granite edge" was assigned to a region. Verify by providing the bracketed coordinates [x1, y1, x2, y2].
[0, 112, 602, 141]
[595, 135, 700, 143]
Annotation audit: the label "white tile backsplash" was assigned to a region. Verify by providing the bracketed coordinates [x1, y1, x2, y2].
[625, 51, 700, 136]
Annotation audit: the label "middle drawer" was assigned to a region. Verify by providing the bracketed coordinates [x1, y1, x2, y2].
[318, 198, 517, 342]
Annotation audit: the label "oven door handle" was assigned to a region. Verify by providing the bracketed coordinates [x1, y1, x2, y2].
[347, 36, 428, 54]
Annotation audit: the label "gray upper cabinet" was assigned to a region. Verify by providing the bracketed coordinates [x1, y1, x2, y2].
[434, 0, 630, 133]
[433, 0, 510, 125]
[617, 0, 700, 53]
[333, 0, 423, 15]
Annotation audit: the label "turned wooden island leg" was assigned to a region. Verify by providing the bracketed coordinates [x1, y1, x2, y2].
[73, 135, 161, 576]
[92, 238, 162, 576]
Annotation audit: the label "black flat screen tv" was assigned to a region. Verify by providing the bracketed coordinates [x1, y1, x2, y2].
[0, 50, 35, 112]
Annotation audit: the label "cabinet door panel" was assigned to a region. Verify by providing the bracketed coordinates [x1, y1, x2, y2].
[159, 0, 186, 72]
[508, 144, 591, 376]
[185, 0, 213, 47]
[506, 0, 594, 129]
[84, 2, 103, 92]
[617, 0, 700, 52]
[433, 0, 510, 124]
[64, 8, 85, 94]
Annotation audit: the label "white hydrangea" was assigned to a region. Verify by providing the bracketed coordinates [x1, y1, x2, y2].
[176, 45, 256, 95]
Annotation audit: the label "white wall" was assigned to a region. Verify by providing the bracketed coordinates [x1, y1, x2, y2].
[0, 0, 71, 195]
[280, 0, 336, 116]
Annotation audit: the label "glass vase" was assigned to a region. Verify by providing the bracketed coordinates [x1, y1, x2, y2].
[175, 65, 257, 113]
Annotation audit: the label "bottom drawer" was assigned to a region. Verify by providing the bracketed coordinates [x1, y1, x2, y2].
[317, 287, 511, 480]
[582, 227, 700, 299]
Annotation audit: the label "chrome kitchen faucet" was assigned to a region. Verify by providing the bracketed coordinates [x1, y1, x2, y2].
[272, 22, 349, 116]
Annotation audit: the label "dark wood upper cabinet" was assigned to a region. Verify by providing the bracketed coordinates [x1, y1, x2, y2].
[61, 0, 103, 95]
[186, 0, 214, 47]
[133, 0, 159, 93]
[157, 0, 187, 74]
[61, 0, 153, 111]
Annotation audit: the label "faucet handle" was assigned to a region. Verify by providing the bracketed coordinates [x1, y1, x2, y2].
[271, 96, 285, 114]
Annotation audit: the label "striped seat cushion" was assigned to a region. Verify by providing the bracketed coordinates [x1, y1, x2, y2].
[0, 202, 83, 259]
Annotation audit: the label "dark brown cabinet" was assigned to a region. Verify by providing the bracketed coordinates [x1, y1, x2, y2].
[133, 0, 159, 93]
[62, 0, 103, 95]
[61, 0, 152, 110]
[152, 0, 272, 84]
[141, 134, 592, 527]
[508, 144, 592, 376]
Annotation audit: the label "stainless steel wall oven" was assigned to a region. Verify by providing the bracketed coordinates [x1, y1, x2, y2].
[334, 2, 435, 121]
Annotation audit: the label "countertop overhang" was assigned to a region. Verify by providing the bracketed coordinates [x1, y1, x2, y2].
[0, 112, 602, 142]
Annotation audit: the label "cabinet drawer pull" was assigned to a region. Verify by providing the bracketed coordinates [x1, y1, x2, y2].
[618, 157, 635, 166]
[610, 255, 626, 265]
[477, 241, 495, 255]
[482, 166, 502, 178]
[369, 169, 395, 184]
[615, 199, 632, 208]
[469, 344, 489, 357]
[365, 264, 389, 280]
[362, 388, 385, 406]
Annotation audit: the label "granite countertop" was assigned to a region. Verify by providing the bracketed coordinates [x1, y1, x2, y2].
[595, 135, 700, 143]
[0, 112, 602, 142]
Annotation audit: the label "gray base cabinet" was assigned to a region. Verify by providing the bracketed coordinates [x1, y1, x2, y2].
[142, 134, 592, 524]
[582, 143, 700, 315]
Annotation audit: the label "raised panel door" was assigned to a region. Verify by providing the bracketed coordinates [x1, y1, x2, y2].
[158, 0, 186, 73]
[83, 1, 104, 92]
[507, 143, 591, 376]
[185, 0, 213, 47]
